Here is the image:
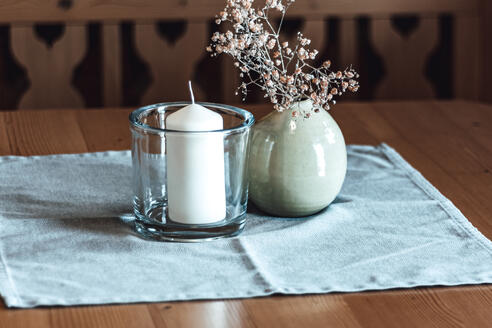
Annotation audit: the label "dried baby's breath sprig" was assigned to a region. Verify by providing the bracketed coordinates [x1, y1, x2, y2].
[207, 0, 359, 117]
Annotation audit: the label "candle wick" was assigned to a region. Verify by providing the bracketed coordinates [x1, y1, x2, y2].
[188, 80, 195, 104]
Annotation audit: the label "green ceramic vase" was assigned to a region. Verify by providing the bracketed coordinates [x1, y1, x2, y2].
[248, 100, 347, 217]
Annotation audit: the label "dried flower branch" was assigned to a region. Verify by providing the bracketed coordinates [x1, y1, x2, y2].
[207, 0, 359, 117]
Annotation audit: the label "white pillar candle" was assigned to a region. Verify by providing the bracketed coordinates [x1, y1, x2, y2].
[165, 83, 226, 224]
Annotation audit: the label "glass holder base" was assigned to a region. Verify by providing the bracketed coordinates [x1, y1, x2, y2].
[134, 212, 246, 242]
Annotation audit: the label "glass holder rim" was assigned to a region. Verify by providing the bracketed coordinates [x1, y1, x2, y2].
[129, 101, 255, 135]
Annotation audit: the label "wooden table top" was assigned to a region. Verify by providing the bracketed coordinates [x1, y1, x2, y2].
[0, 100, 491, 327]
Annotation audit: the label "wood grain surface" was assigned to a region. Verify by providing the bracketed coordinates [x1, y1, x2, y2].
[0, 101, 491, 328]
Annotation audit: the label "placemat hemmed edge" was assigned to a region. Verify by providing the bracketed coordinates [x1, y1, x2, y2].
[379, 143, 492, 255]
[10, 279, 492, 308]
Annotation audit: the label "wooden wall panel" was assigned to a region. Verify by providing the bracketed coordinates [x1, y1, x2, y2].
[11, 24, 86, 109]
[0, 0, 486, 109]
[372, 17, 438, 99]
[0, 0, 479, 23]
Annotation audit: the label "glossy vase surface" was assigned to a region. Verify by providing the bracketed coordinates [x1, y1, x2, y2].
[248, 100, 347, 217]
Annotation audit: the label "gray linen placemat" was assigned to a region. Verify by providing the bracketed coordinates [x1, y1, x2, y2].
[0, 144, 491, 308]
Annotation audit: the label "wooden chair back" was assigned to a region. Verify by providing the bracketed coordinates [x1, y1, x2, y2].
[0, 0, 489, 109]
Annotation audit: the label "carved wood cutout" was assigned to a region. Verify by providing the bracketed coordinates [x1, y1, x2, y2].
[357, 17, 386, 100]
[339, 17, 359, 101]
[0, 25, 29, 110]
[391, 15, 420, 39]
[11, 24, 86, 109]
[425, 15, 453, 99]
[121, 22, 152, 107]
[372, 17, 438, 99]
[73, 23, 103, 108]
[135, 21, 207, 104]
[276, 17, 304, 39]
[34, 24, 65, 48]
[300, 20, 327, 62]
[340, 18, 357, 70]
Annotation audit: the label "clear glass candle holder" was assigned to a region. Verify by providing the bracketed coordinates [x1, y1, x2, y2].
[129, 102, 254, 242]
